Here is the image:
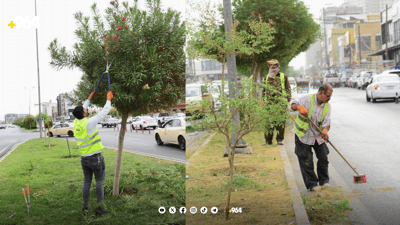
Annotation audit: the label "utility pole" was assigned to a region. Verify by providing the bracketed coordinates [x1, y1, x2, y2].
[34, 0, 43, 138]
[323, 8, 330, 69]
[385, 4, 389, 66]
[358, 24, 362, 69]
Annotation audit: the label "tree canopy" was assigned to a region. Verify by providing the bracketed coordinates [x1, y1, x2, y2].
[49, 0, 185, 116]
[231, 0, 320, 75]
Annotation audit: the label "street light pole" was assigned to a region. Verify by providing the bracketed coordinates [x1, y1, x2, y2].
[34, 0, 43, 138]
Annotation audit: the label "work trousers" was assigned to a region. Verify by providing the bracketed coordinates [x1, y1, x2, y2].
[81, 153, 105, 209]
[294, 135, 329, 190]
[264, 122, 286, 143]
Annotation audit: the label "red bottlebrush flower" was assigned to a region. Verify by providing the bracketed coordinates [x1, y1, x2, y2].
[110, 1, 114, 4]
[107, 36, 110, 40]
[113, 36, 118, 41]
[103, 34, 106, 38]
[150, 202, 152, 205]
[111, 24, 114, 27]
[152, 171, 157, 175]
[115, 0, 118, 2]
[117, 26, 122, 30]
[125, 25, 129, 29]
[121, 18, 126, 21]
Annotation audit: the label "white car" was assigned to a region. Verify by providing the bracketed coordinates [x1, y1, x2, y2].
[155, 118, 186, 150]
[366, 74, 400, 103]
[173, 113, 185, 118]
[131, 116, 157, 130]
[357, 71, 373, 90]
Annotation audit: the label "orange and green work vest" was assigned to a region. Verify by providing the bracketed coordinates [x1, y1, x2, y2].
[294, 94, 329, 138]
[266, 72, 287, 97]
[73, 118, 104, 155]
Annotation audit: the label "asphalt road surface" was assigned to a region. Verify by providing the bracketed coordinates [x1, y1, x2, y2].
[87, 124, 185, 163]
[290, 86, 400, 225]
[0, 127, 39, 160]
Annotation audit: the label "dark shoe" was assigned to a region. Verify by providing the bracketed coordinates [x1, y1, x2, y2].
[82, 207, 89, 216]
[277, 141, 284, 145]
[263, 141, 273, 145]
[95, 206, 110, 215]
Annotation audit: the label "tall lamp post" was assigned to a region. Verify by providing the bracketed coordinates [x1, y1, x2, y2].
[24, 86, 35, 115]
[34, 0, 43, 138]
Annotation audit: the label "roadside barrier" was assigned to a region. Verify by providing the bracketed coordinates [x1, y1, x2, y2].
[130, 125, 132, 132]
[136, 125, 138, 133]
[149, 127, 151, 134]
[141, 125, 144, 134]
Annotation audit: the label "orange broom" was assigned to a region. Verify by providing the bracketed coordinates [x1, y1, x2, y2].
[291, 115, 366, 183]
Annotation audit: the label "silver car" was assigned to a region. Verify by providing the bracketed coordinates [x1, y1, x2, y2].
[366, 74, 400, 103]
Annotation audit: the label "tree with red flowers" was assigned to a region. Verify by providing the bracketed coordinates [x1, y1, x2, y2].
[48, 0, 185, 196]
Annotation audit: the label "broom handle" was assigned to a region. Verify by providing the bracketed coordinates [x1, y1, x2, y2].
[305, 116, 360, 176]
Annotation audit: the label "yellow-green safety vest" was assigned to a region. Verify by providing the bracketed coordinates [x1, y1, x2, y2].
[266, 72, 287, 97]
[294, 94, 329, 138]
[73, 118, 104, 155]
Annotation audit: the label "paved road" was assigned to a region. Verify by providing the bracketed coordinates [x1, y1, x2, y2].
[0, 127, 39, 160]
[289, 86, 400, 225]
[94, 124, 185, 163]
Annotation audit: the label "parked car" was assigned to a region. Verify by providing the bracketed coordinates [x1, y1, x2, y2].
[366, 74, 400, 103]
[357, 71, 373, 90]
[47, 123, 74, 137]
[173, 113, 185, 118]
[152, 113, 172, 126]
[101, 117, 119, 128]
[323, 73, 340, 87]
[288, 77, 296, 90]
[339, 71, 352, 87]
[0, 124, 6, 129]
[155, 117, 186, 150]
[186, 83, 213, 116]
[350, 72, 361, 88]
[131, 116, 158, 130]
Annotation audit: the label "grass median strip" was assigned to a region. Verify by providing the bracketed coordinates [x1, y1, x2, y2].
[0, 138, 185, 225]
[186, 131, 296, 225]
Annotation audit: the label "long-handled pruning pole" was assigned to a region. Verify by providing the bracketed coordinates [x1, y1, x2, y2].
[22, 185, 30, 213]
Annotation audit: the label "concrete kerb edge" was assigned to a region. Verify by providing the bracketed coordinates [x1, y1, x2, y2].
[279, 143, 311, 225]
[186, 131, 217, 166]
[0, 139, 29, 163]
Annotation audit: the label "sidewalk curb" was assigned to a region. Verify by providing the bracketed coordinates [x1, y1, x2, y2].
[186, 131, 217, 166]
[279, 143, 310, 225]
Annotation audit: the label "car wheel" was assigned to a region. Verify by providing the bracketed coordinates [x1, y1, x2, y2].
[102, 124, 105, 128]
[357, 85, 360, 89]
[68, 131, 74, 137]
[372, 93, 376, 103]
[178, 136, 186, 151]
[155, 134, 163, 145]
[366, 92, 371, 102]
[57, 135, 61, 137]
[48, 132, 53, 137]
[131, 125, 135, 130]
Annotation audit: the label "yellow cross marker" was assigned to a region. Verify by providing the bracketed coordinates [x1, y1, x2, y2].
[8, 21, 16, 29]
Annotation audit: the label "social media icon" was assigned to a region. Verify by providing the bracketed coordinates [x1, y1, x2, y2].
[211, 207, 218, 214]
[190, 206, 197, 214]
[200, 206, 208, 214]
[159, 206, 166, 214]
[169, 206, 176, 214]
[179, 207, 186, 214]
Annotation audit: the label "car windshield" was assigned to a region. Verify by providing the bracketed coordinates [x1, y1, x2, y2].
[377, 76, 399, 82]
[186, 87, 201, 97]
[363, 72, 372, 77]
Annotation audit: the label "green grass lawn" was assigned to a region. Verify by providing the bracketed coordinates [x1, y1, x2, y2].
[0, 138, 185, 225]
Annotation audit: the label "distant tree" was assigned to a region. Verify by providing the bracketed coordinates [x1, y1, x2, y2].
[48, 0, 185, 196]
[109, 108, 120, 118]
[24, 115, 35, 130]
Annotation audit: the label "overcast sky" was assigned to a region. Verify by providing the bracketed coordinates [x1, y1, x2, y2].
[0, 0, 185, 121]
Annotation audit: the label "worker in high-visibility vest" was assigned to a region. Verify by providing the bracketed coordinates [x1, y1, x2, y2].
[73, 91, 113, 215]
[291, 83, 332, 191]
[262, 59, 291, 145]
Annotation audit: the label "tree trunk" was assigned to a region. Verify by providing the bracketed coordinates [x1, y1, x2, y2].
[112, 112, 129, 196]
[225, 143, 236, 221]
